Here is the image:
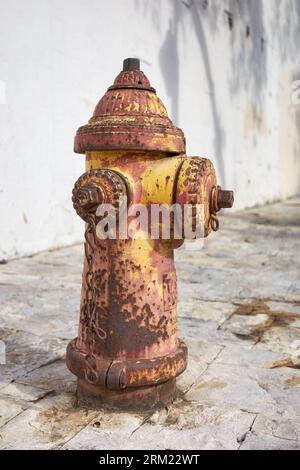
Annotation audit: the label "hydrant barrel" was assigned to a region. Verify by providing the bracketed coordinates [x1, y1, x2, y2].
[66, 58, 234, 410]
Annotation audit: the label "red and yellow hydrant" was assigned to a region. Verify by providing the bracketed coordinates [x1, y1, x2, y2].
[66, 58, 234, 410]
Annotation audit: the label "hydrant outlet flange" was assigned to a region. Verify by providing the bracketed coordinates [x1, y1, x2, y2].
[72, 168, 128, 223]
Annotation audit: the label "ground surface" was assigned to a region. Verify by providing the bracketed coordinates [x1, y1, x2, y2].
[0, 198, 300, 450]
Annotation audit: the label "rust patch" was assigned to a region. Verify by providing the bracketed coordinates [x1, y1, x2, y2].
[163, 272, 177, 311]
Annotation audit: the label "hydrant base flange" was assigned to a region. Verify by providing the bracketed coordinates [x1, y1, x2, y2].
[66, 338, 187, 391]
[76, 378, 177, 411]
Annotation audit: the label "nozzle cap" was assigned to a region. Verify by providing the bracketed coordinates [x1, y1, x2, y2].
[217, 189, 234, 209]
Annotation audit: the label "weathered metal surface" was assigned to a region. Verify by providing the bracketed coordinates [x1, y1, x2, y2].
[72, 168, 128, 223]
[67, 58, 234, 410]
[66, 338, 187, 389]
[176, 157, 218, 237]
[74, 59, 185, 155]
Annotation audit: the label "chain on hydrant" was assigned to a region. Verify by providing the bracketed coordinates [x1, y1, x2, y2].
[66, 58, 234, 410]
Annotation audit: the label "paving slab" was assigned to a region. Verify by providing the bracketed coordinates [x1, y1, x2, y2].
[0, 393, 98, 450]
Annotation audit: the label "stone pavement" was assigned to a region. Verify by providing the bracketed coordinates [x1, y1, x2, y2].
[0, 198, 299, 450]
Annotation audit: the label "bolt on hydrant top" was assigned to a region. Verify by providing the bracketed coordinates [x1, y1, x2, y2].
[74, 58, 186, 155]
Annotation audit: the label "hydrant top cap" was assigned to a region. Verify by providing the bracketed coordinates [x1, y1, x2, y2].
[74, 58, 185, 155]
[123, 58, 140, 71]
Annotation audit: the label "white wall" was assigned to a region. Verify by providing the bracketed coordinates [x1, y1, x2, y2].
[0, 0, 299, 259]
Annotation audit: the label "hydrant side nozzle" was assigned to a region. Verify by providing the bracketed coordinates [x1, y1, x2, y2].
[72, 169, 128, 223]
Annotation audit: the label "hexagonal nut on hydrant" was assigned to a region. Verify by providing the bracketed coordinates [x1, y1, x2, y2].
[73, 184, 104, 212]
[217, 188, 234, 209]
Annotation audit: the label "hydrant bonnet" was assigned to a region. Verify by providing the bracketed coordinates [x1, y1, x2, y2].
[74, 58, 186, 155]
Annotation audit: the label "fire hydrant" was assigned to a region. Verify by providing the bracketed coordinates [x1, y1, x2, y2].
[66, 58, 234, 410]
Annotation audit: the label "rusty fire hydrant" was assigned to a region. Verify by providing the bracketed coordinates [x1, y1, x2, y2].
[66, 58, 234, 410]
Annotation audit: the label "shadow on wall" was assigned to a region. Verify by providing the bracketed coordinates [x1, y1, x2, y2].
[159, 17, 179, 125]
[226, 0, 267, 102]
[135, 0, 300, 189]
[136, 0, 227, 185]
[188, 1, 226, 186]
